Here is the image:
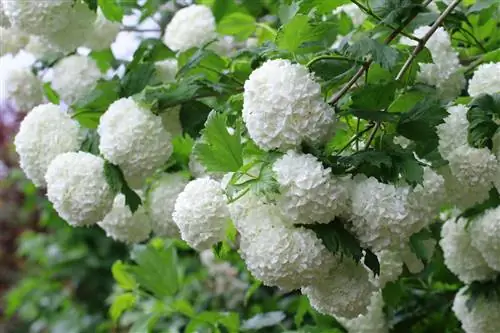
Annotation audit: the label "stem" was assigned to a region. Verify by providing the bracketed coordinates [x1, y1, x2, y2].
[121, 26, 161, 32]
[329, 0, 433, 106]
[255, 22, 277, 37]
[336, 123, 375, 155]
[395, 0, 462, 81]
[364, 122, 381, 150]
[306, 54, 353, 68]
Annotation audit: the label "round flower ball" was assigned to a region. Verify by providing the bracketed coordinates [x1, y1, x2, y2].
[239, 221, 336, 291]
[25, 35, 63, 59]
[98, 97, 173, 189]
[1, 0, 73, 35]
[242, 59, 334, 151]
[83, 9, 120, 51]
[470, 206, 500, 271]
[51, 55, 101, 105]
[468, 62, 500, 97]
[439, 216, 496, 283]
[453, 287, 500, 333]
[172, 177, 229, 250]
[0, 26, 29, 56]
[163, 4, 217, 52]
[154, 59, 178, 84]
[44, 1, 96, 52]
[145, 172, 188, 238]
[302, 258, 376, 319]
[14, 103, 82, 187]
[337, 292, 388, 333]
[45, 152, 115, 227]
[272, 150, 348, 224]
[1, 65, 43, 112]
[437, 105, 469, 160]
[98, 193, 151, 244]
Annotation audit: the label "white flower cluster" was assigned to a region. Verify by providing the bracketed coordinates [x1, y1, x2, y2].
[453, 287, 500, 333]
[0, 63, 43, 111]
[242, 59, 335, 151]
[154, 59, 178, 84]
[467, 62, 500, 98]
[0, 26, 29, 56]
[1, 0, 119, 56]
[83, 10, 120, 51]
[337, 292, 388, 333]
[51, 55, 102, 105]
[402, 26, 465, 100]
[145, 172, 188, 238]
[172, 177, 229, 250]
[470, 206, 500, 271]
[14, 103, 83, 187]
[440, 216, 496, 283]
[437, 105, 499, 208]
[98, 97, 173, 188]
[45, 152, 115, 227]
[98, 193, 151, 244]
[272, 150, 349, 224]
[350, 170, 445, 252]
[163, 5, 217, 52]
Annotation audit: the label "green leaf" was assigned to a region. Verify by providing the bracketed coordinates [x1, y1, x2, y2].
[98, 0, 124, 21]
[177, 48, 228, 82]
[43, 83, 60, 104]
[218, 12, 256, 41]
[345, 37, 400, 70]
[467, 93, 500, 149]
[276, 14, 326, 53]
[301, 219, 379, 275]
[171, 135, 195, 167]
[180, 101, 213, 138]
[396, 97, 447, 142]
[121, 62, 156, 97]
[111, 260, 137, 290]
[137, 77, 238, 113]
[468, 0, 498, 13]
[130, 243, 179, 298]
[110, 293, 136, 322]
[371, 0, 424, 25]
[80, 130, 100, 156]
[103, 162, 143, 212]
[351, 82, 402, 111]
[129, 314, 161, 333]
[84, 0, 98, 11]
[409, 229, 435, 264]
[242, 312, 286, 330]
[345, 109, 400, 122]
[71, 79, 121, 128]
[104, 161, 123, 193]
[193, 111, 243, 172]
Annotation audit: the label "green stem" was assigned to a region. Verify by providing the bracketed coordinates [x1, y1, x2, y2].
[336, 123, 375, 155]
[255, 22, 277, 37]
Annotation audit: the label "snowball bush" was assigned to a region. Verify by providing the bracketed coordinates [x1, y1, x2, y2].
[453, 287, 500, 333]
[98, 97, 173, 188]
[172, 177, 229, 250]
[1, 0, 73, 35]
[98, 193, 151, 244]
[302, 258, 376, 319]
[242, 59, 335, 151]
[163, 5, 217, 52]
[14, 103, 82, 187]
[440, 216, 496, 283]
[470, 206, 500, 271]
[272, 150, 348, 224]
[437, 105, 469, 160]
[83, 10, 120, 51]
[239, 213, 335, 290]
[1, 65, 43, 112]
[337, 292, 388, 333]
[51, 55, 101, 105]
[45, 152, 115, 227]
[467, 62, 500, 97]
[154, 59, 178, 83]
[0, 26, 29, 55]
[145, 172, 188, 238]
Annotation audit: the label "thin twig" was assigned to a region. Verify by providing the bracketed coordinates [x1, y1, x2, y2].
[329, 2, 430, 106]
[395, 0, 462, 81]
[121, 26, 162, 32]
[364, 122, 381, 150]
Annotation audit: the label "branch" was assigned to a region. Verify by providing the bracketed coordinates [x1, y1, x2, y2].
[329, 0, 433, 105]
[121, 26, 162, 32]
[395, 0, 462, 81]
